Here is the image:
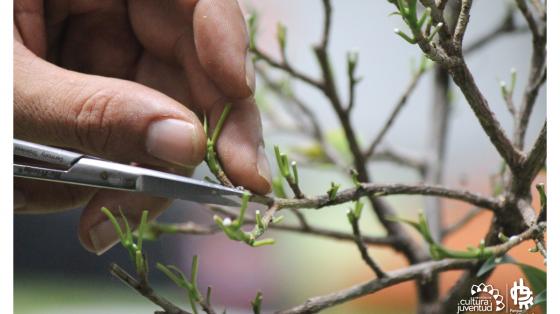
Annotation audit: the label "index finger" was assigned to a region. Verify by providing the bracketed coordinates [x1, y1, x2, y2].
[193, 0, 254, 100]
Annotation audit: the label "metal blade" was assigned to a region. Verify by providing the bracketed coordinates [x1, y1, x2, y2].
[136, 171, 271, 207]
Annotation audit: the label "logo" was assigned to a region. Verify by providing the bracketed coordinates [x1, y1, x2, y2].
[510, 278, 534, 311]
[456, 283, 504, 313]
[456, 278, 538, 313]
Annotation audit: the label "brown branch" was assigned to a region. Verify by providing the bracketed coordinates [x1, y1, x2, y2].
[446, 61, 524, 171]
[511, 121, 546, 196]
[275, 183, 501, 211]
[319, 0, 332, 51]
[515, 0, 540, 37]
[405, 2, 525, 172]
[513, 0, 546, 149]
[348, 216, 387, 278]
[278, 222, 545, 314]
[453, 0, 473, 49]
[534, 238, 547, 262]
[110, 263, 190, 314]
[252, 47, 323, 90]
[364, 68, 426, 158]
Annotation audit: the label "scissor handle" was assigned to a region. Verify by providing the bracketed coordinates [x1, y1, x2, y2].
[14, 139, 83, 167]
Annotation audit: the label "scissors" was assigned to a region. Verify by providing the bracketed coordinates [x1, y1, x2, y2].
[13, 139, 271, 208]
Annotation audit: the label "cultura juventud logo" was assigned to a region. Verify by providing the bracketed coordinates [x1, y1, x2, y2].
[456, 283, 505, 313]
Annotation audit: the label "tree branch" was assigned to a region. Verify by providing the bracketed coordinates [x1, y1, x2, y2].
[364, 68, 426, 158]
[275, 183, 501, 211]
[278, 222, 545, 314]
[348, 215, 387, 278]
[513, 0, 546, 149]
[252, 47, 323, 90]
[453, 0, 473, 50]
[110, 263, 190, 314]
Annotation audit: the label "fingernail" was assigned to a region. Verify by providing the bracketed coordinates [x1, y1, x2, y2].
[146, 119, 202, 167]
[256, 144, 272, 191]
[245, 52, 255, 94]
[89, 218, 127, 255]
[14, 190, 26, 209]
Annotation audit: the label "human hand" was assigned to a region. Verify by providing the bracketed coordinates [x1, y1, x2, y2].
[14, 0, 272, 254]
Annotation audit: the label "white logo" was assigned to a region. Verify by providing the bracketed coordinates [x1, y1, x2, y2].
[457, 283, 505, 313]
[510, 278, 534, 310]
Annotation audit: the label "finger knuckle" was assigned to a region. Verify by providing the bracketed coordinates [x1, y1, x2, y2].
[73, 89, 118, 154]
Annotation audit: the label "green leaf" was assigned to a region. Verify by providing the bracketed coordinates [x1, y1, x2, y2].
[533, 289, 546, 310]
[477, 255, 516, 277]
[272, 177, 287, 198]
[137, 210, 148, 252]
[520, 264, 546, 295]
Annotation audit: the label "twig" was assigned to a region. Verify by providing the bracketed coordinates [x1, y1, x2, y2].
[252, 47, 323, 90]
[447, 62, 525, 171]
[453, 0, 473, 50]
[513, 0, 546, 149]
[515, 0, 540, 37]
[364, 68, 426, 158]
[511, 121, 546, 196]
[110, 263, 190, 314]
[275, 183, 501, 211]
[318, 0, 332, 51]
[534, 238, 547, 261]
[348, 214, 387, 278]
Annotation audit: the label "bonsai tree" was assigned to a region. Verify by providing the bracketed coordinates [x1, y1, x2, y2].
[101, 1, 547, 313]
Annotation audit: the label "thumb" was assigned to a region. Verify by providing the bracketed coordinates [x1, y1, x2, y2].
[14, 41, 206, 168]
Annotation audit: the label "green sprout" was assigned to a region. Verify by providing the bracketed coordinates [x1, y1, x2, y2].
[205, 104, 233, 187]
[277, 22, 287, 55]
[214, 192, 279, 247]
[346, 201, 364, 223]
[346, 50, 362, 84]
[500, 68, 517, 99]
[387, 212, 495, 260]
[251, 291, 263, 314]
[327, 182, 340, 201]
[391, 0, 441, 44]
[272, 177, 287, 198]
[157, 255, 203, 314]
[349, 169, 361, 188]
[101, 208, 149, 279]
[274, 145, 304, 198]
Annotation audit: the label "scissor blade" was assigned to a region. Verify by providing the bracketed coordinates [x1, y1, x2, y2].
[137, 172, 265, 207]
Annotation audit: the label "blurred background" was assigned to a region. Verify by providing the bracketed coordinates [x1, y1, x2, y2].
[14, 0, 546, 313]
